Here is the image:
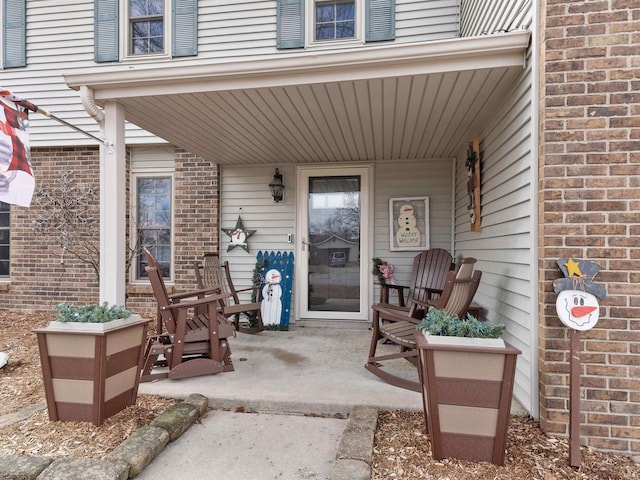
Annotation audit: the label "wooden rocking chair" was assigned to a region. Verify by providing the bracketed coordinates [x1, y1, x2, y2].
[141, 250, 236, 382]
[366, 257, 482, 392]
[194, 253, 264, 334]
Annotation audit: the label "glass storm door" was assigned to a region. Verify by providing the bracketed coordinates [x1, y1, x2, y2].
[297, 166, 370, 321]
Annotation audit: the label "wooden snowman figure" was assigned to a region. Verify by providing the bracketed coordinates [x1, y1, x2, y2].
[395, 204, 421, 248]
[261, 269, 283, 327]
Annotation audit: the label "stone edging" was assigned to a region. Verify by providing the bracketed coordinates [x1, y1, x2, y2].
[0, 396, 378, 480]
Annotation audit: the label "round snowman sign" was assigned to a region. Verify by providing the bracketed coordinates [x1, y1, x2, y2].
[553, 258, 606, 332]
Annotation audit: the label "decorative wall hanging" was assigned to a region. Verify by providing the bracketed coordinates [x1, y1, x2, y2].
[223, 216, 256, 252]
[553, 257, 606, 467]
[466, 137, 481, 232]
[389, 197, 430, 251]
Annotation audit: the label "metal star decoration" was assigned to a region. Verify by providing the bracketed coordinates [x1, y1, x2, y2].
[222, 216, 256, 252]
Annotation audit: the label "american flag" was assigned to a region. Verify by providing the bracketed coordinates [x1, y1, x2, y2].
[0, 89, 34, 207]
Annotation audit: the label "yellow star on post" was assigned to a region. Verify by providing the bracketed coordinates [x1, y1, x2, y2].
[564, 258, 582, 277]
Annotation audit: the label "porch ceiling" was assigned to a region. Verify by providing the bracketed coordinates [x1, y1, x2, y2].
[65, 31, 530, 165]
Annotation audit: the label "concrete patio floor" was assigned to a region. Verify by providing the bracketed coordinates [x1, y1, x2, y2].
[138, 321, 424, 416]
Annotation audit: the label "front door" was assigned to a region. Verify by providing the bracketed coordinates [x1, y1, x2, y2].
[296, 166, 370, 321]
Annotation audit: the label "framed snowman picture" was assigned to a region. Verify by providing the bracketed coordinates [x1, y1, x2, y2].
[389, 197, 430, 251]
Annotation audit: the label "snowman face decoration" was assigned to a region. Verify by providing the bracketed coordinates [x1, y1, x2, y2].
[265, 269, 281, 284]
[230, 228, 246, 245]
[555, 290, 599, 331]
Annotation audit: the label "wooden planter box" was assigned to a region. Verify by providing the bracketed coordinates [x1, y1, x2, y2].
[34, 315, 150, 425]
[415, 332, 521, 465]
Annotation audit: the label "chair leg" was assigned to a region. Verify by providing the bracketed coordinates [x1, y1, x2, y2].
[140, 336, 170, 383]
[367, 310, 383, 360]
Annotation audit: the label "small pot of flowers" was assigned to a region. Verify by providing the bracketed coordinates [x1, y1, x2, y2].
[33, 303, 150, 425]
[414, 307, 521, 466]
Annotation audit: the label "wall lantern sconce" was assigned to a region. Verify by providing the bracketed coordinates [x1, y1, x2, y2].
[269, 168, 285, 203]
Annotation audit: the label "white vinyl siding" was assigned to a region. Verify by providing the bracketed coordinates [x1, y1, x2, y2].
[453, 40, 534, 415]
[3, 1, 156, 148]
[7, 1, 462, 147]
[220, 165, 296, 305]
[460, 0, 532, 37]
[372, 158, 454, 297]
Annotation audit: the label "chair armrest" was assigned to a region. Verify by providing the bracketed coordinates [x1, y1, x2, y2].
[168, 286, 221, 301]
[161, 291, 233, 311]
[415, 286, 443, 300]
[234, 285, 260, 294]
[377, 283, 408, 306]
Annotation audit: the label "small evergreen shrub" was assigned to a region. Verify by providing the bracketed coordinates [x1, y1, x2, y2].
[416, 307, 505, 339]
[55, 303, 133, 323]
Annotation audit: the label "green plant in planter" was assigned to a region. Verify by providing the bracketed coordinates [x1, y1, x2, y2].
[416, 306, 505, 339]
[54, 302, 133, 323]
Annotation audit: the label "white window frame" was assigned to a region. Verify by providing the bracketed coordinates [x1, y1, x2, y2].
[130, 168, 175, 284]
[307, 0, 364, 48]
[121, 0, 171, 61]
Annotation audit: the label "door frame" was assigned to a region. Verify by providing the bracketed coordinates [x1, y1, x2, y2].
[295, 164, 373, 321]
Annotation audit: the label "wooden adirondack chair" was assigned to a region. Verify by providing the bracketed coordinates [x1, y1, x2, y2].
[377, 248, 454, 310]
[194, 253, 264, 334]
[141, 251, 236, 382]
[366, 257, 482, 392]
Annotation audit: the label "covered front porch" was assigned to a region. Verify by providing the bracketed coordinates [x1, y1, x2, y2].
[64, 29, 536, 414]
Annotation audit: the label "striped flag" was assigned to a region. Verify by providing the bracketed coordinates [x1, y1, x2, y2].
[0, 89, 35, 207]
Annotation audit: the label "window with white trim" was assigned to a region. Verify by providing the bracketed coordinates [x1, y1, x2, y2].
[131, 148, 175, 281]
[277, 0, 394, 49]
[95, 0, 197, 63]
[133, 174, 173, 280]
[0, 202, 9, 277]
[314, 0, 357, 42]
[129, 0, 166, 55]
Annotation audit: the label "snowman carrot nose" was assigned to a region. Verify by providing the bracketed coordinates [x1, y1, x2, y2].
[571, 305, 597, 318]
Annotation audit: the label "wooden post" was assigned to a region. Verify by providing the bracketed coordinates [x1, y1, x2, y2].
[569, 329, 581, 466]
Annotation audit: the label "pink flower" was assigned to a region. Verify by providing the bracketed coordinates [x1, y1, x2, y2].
[379, 263, 396, 285]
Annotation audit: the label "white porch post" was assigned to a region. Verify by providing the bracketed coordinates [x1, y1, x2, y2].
[100, 101, 126, 305]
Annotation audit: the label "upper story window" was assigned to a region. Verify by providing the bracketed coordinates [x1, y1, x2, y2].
[129, 0, 165, 55]
[277, 0, 394, 49]
[0, 202, 9, 277]
[95, 0, 197, 63]
[315, 1, 356, 42]
[2, 0, 26, 68]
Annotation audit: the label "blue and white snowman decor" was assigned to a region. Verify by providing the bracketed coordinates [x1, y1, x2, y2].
[256, 251, 294, 329]
[261, 269, 283, 327]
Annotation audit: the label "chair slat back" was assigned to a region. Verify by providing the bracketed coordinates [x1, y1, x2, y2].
[436, 257, 482, 318]
[145, 263, 177, 334]
[407, 248, 454, 308]
[197, 253, 232, 307]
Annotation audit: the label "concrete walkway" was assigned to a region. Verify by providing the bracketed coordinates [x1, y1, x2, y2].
[135, 323, 424, 479]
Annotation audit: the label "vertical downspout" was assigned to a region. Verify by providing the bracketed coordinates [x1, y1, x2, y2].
[80, 86, 107, 304]
[530, 0, 541, 420]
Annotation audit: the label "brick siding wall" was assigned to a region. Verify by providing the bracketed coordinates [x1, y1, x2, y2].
[1, 146, 219, 319]
[539, 0, 640, 454]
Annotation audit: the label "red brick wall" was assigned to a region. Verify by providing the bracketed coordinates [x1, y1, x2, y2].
[539, 1, 640, 454]
[1, 146, 219, 318]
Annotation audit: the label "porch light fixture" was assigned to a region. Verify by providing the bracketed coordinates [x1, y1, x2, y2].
[269, 168, 284, 203]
